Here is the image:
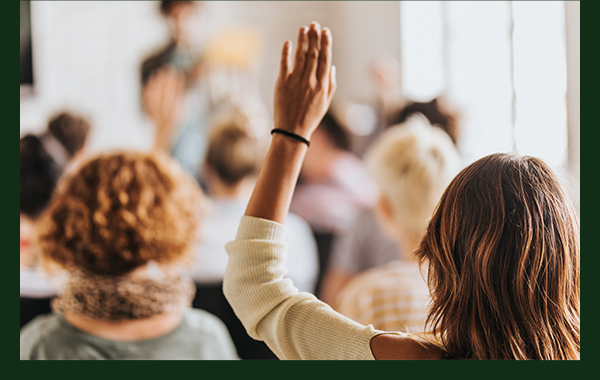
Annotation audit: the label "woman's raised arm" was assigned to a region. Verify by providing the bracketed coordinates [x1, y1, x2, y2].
[224, 22, 443, 360]
[244, 21, 336, 223]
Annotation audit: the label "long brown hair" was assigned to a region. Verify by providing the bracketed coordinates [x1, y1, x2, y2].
[415, 153, 580, 359]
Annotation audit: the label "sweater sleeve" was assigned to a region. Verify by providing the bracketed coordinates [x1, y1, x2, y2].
[223, 216, 389, 360]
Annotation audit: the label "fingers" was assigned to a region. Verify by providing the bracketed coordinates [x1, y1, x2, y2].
[143, 71, 161, 112]
[316, 27, 332, 85]
[302, 22, 321, 82]
[144, 67, 184, 124]
[293, 26, 308, 77]
[280, 40, 292, 78]
[159, 67, 182, 112]
[328, 65, 337, 100]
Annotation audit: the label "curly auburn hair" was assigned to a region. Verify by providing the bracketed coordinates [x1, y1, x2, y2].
[37, 151, 207, 276]
[415, 153, 579, 359]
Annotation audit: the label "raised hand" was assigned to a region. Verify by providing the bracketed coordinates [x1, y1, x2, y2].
[274, 22, 336, 142]
[242, 22, 336, 224]
[142, 67, 186, 152]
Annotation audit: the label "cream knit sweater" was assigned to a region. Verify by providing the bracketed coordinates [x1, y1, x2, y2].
[224, 216, 406, 360]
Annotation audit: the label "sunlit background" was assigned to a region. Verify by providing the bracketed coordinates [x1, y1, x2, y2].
[20, 1, 580, 203]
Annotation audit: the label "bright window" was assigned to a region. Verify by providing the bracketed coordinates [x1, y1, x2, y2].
[400, 1, 568, 168]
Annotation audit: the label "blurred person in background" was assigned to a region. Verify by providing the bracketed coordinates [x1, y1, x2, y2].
[320, 73, 462, 305]
[40, 112, 91, 173]
[318, 206, 399, 305]
[20, 136, 64, 329]
[141, 1, 270, 180]
[20, 152, 238, 360]
[335, 115, 462, 332]
[20, 112, 91, 328]
[141, 1, 211, 177]
[290, 112, 378, 296]
[372, 55, 459, 144]
[141, 1, 206, 86]
[192, 111, 318, 359]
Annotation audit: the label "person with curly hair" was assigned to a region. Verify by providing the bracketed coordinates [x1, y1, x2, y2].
[20, 151, 238, 360]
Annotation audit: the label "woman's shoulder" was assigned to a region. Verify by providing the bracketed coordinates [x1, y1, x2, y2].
[370, 332, 446, 360]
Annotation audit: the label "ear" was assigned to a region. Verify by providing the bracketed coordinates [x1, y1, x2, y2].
[201, 160, 212, 175]
[374, 195, 401, 241]
[376, 195, 395, 222]
[200, 161, 215, 185]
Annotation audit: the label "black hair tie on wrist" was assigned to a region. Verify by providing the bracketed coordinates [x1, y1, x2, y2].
[271, 129, 310, 147]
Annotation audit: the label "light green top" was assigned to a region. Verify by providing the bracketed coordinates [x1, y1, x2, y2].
[20, 308, 239, 360]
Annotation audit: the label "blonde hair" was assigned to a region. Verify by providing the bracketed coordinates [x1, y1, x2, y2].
[37, 151, 207, 276]
[364, 114, 461, 236]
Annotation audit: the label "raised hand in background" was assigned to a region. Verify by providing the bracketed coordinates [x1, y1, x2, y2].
[142, 67, 186, 152]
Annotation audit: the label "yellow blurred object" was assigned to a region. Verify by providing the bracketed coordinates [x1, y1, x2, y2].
[205, 28, 262, 68]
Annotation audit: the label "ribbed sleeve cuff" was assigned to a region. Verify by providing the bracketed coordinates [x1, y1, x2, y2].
[235, 216, 287, 242]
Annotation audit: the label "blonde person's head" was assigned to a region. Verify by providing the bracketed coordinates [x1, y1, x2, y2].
[37, 151, 208, 276]
[205, 110, 267, 186]
[364, 114, 461, 237]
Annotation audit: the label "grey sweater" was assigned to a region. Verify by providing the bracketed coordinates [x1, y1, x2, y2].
[20, 308, 239, 360]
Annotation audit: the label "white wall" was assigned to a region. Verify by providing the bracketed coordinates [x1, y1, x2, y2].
[565, 1, 580, 184]
[20, 1, 169, 152]
[324, 1, 401, 106]
[20, 1, 401, 153]
[563, 1, 580, 211]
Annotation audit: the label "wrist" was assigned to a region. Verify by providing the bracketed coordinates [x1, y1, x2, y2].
[273, 118, 313, 141]
[270, 132, 309, 155]
[271, 129, 311, 147]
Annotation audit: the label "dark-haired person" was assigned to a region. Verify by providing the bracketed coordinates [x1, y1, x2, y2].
[20, 112, 92, 328]
[20, 152, 238, 360]
[290, 111, 378, 295]
[371, 55, 460, 145]
[191, 112, 318, 359]
[20, 135, 65, 328]
[222, 22, 579, 360]
[42, 112, 91, 167]
[141, 1, 205, 87]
